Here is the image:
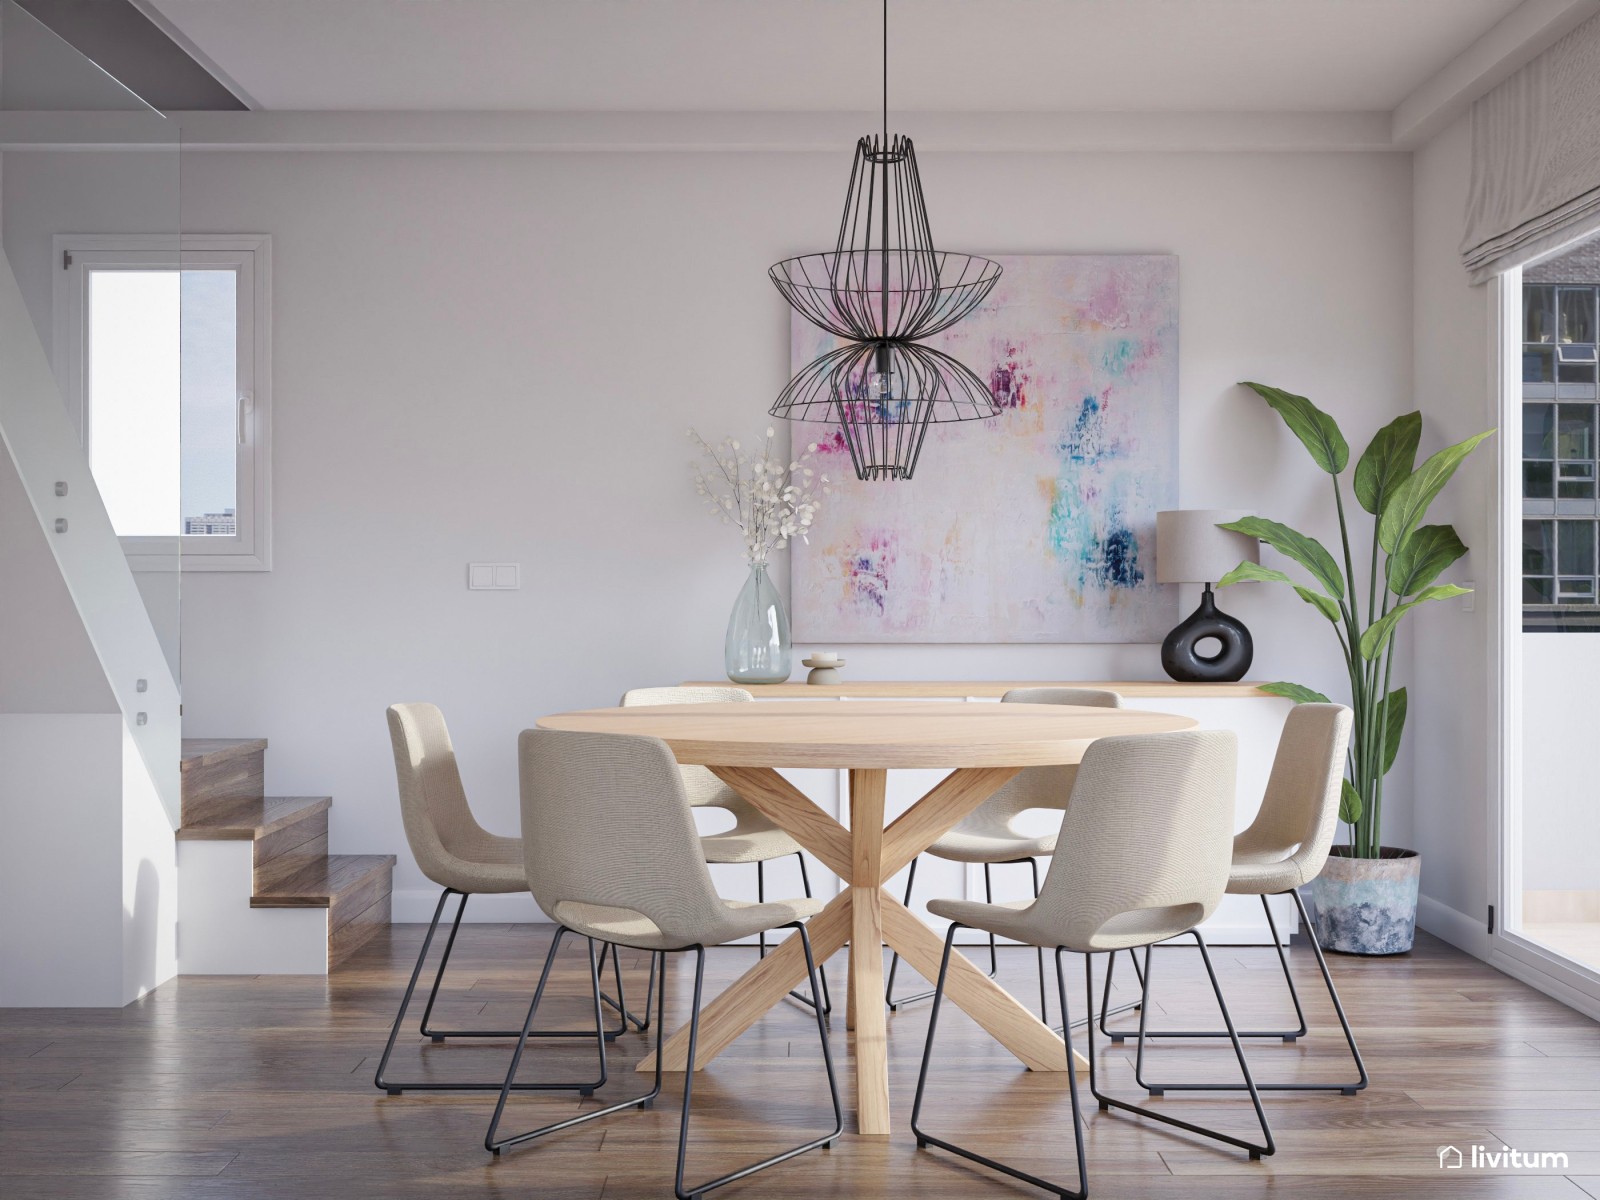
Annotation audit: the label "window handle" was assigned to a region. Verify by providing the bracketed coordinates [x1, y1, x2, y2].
[238, 392, 253, 445]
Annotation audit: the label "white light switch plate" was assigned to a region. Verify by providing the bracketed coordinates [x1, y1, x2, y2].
[1462, 580, 1475, 612]
[468, 562, 521, 590]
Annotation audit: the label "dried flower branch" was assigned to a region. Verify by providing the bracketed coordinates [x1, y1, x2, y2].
[688, 426, 830, 565]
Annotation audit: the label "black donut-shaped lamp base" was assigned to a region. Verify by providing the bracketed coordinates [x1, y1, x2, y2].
[1161, 587, 1254, 683]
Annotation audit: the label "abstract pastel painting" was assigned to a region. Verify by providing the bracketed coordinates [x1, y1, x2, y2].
[790, 254, 1179, 643]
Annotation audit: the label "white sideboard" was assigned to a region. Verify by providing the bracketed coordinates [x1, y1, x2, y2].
[681, 680, 1295, 945]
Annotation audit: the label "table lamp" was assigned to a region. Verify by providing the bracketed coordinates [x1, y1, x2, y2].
[1155, 510, 1260, 682]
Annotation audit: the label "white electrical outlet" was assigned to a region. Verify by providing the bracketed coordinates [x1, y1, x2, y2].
[468, 563, 521, 590]
[1461, 580, 1475, 612]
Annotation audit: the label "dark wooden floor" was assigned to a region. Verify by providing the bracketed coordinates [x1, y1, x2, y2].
[4, 925, 1600, 1199]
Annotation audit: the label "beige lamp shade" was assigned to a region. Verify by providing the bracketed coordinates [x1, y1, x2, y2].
[1156, 510, 1259, 584]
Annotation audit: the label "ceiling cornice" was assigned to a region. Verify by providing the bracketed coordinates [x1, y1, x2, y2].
[0, 110, 1398, 154]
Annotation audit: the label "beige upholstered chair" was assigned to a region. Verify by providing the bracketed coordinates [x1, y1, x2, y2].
[621, 686, 830, 1014]
[387, 703, 522, 893]
[486, 728, 841, 1199]
[886, 687, 1124, 1013]
[374, 703, 634, 1096]
[910, 729, 1272, 1198]
[1108, 703, 1365, 1096]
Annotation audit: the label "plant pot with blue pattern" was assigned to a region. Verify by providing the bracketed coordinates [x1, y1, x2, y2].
[1308, 846, 1420, 955]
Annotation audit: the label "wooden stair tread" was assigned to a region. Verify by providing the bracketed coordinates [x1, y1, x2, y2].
[251, 854, 396, 909]
[177, 796, 331, 841]
[181, 738, 268, 772]
[177, 737, 391, 971]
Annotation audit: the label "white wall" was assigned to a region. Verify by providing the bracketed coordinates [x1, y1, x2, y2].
[1409, 111, 1600, 1004]
[0, 716, 177, 1006]
[1408, 112, 1497, 945]
[0, 714, 121, 1005]
[2, 143, 1416, 913]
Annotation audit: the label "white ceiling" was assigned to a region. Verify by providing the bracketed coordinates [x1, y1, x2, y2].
[146, 0, 1525, 114]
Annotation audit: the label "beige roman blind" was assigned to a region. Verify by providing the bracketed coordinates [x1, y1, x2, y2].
[1462, 12, 1600, 284]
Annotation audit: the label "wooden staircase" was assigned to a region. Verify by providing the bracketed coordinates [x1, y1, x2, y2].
[176, 738, 394, 972]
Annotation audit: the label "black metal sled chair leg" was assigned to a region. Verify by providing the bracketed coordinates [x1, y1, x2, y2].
[614, 953, 659, 1036]
[1096, 945, 1147, 1039]
[886, 858, 1003, 1009]
[417, 889, 627, 1042]
[1103, 895, 1306, 1044]
[1131, 891, 1368, 1095]
[375, 892, 621, 1095]
[1073, 945, 1144, 1038]
[675, 924, 842, 1200]
[792, 854, 832, 1014]
[412, 883, 624, 1043]
[484, 929, 644, 1153]
[1087, 933, 1275, 1160]
[484, 923, 841, 1200]
[886, 857, 1138, 1032]
[596, 940, 654, 1033]
[911, 925, 1089, 1199]
[757, 855, 832, 1015]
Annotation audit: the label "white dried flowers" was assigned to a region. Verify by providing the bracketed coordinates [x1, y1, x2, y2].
[689, 425, 830, 565]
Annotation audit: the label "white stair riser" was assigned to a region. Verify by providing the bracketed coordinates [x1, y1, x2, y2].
[177, 840, 327, 974]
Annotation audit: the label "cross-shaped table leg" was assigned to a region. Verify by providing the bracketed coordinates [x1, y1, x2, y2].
[638, 764, 1083, 1138]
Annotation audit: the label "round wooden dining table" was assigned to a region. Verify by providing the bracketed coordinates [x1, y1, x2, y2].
[536, 699, 1198, 1137]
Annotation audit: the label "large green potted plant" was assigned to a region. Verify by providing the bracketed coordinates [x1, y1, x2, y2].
[1216, 383, 1493, 954]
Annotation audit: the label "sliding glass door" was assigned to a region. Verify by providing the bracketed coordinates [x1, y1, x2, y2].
[1493, 243, 1600, 1016]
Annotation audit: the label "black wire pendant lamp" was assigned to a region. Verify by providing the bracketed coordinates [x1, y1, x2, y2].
[768, 0, 1003, 482]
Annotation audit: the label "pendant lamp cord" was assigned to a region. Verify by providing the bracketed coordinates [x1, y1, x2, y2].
[879, 0, 890, 369]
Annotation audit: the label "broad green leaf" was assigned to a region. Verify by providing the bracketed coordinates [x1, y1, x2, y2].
[1241, 382, 1350, 474]
[1294, 585, 1341, 623]
[1358, 585, 1470, 660]
[1378, 430, 1495, 553]
[1354, 411, 1422, 515]
[1381, 687, 1407, 775]
[1220, 516, 1346, 599]
[1340, 779, 1364, 825]
[1260, 681, 1333, 704]
[1216, 561, 1292, 588]
[1386, 524, 1467, 596]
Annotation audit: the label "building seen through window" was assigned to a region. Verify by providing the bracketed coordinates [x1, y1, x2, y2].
[1523, 239, 1600, 630]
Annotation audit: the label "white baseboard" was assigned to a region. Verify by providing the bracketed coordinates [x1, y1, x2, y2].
[1416, 894, 1600, 1022]
[1416, 892, 1490, 960]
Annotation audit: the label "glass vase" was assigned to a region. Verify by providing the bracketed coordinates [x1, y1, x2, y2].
[724, 562, 792, 685]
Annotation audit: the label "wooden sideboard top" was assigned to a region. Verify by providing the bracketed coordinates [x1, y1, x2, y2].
[679, 680, 1276, 700]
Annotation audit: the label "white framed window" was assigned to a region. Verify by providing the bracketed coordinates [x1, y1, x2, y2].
[53, 233, 272, 571]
